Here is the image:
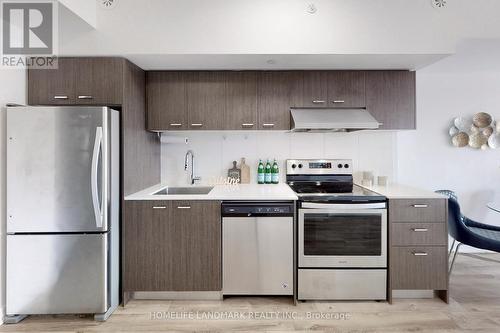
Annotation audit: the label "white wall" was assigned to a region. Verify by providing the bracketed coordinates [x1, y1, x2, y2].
[161, 131, 397, 186]
[0, 69, 26, 322]
[398, 39, 500, 252]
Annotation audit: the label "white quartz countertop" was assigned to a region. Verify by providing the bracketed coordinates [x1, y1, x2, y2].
[357, 183, 447, 199]
[125, 183, 298, 201]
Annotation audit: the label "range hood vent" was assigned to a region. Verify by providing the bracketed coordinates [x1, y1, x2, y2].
[290, 108, 381, 132]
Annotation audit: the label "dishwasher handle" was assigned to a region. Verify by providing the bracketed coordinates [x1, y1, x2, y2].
[221, 202, 294, 217]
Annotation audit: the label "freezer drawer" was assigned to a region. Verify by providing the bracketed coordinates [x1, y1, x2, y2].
[6, 234, 108, 315]
[223, 216, 293, 295]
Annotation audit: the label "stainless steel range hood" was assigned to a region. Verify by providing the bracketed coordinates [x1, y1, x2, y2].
[290, 108, 381, 132]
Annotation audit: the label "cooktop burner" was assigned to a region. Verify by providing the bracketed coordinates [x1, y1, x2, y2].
[286, 159, 387, 203]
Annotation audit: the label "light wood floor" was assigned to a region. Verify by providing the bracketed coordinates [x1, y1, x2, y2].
[3, 253, 500, 332]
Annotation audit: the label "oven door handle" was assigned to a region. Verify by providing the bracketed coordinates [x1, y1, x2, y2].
[300, 202, 386, 209]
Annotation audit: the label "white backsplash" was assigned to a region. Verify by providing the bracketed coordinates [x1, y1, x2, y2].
[161, 131, 398, 186]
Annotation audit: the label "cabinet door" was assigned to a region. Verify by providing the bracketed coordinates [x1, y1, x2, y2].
[28, 58, 75, 105]
[225, 72, 257, 130]
[187, 72, 225, 130]
[302, 71, 328, 107]
[257, 71, 302, 130]
[147, 71, 187, 130]
[123, 201, 174, 291]
[124, 200, 221, 292]
[327, 71, 365, 108]
[171, 201, 221, 291]
[365, 71, 416, 130]
[74, 58, 123, 105]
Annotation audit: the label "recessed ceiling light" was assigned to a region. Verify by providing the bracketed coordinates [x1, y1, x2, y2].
[431, 0, 446, 9]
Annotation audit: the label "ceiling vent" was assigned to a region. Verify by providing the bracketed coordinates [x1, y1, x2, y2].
[431, 0, 446, 9]
[99, 0, 118, 10]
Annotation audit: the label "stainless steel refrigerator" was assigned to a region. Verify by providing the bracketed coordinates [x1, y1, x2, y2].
[6, 106, 120, 322]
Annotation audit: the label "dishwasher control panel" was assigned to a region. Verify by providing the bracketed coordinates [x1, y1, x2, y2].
[222, 202, 294, 217]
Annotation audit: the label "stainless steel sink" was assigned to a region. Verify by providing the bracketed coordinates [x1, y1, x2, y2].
[153, 186, 213, 195]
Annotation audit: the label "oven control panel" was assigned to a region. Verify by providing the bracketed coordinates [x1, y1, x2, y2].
[286, 159, 353, 175]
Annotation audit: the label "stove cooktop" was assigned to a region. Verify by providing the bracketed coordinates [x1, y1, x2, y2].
[288, 184, 386, 203]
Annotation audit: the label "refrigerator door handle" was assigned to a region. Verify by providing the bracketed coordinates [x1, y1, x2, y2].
[91, 127, 104, 228]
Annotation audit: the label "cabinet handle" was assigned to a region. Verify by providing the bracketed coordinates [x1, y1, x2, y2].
[152, 206, 167, 209]
[332, 100, 345, 103]
[312, 100, 326, 104]
[242, 123, 254, 128]
[191, 123, 203, 127]
[412, 228, 429, 232]
[412, 252, 428, 256]
[54, 95, 68, 100]
[78, 95, 93, 100]
[262, 123, 275, 128]
[169, 123, 182, 127]
[412, 204, 429, 208]
[177, 206, 191, 209]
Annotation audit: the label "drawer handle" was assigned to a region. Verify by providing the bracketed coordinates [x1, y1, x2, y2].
[152, 206, 167, 209]
[412, 204, 429, 208]
[412, 228, 429, 232]
[262, 123, 275, 127]
[177, 206, 191, 209]
[191, 123, 203, 127]
[312, 100, 326, 104]
[242, 123, 254, 127]
[78, 95, 93, 99]
[412, 252, 428, 256]
[169, 123, 182, 127]
[332, 100, 345, 103]
[54, 95, 68, 100]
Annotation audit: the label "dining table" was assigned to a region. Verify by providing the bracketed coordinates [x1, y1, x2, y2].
[487, 201, 500, 213]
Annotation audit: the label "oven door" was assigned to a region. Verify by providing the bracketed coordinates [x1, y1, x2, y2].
[298, 202, 387, 268]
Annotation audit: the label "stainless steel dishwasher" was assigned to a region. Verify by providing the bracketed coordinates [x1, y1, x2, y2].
[222, 201, 294, 296]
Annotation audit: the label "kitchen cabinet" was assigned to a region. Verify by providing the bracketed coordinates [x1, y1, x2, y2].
[186, 71, 226, 130]
[366, 70, 416, 130]
[28, 58, 76, 105]
[302, 71, 329, 107]
[28, 57, 123, 105]
[257, 71, 302, 130]
[327, 71, 365, 108]
[225, 72, 258, 130]
[147, 71, 188, 130]
[124, 200, 221, 292]
[388, 198, 448, 303]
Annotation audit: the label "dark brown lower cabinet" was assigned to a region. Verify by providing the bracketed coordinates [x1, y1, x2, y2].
[124, 200, 221, 292]
[388, 198, 449, 303]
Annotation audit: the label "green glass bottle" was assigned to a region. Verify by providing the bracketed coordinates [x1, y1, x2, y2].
[264, 160, 272, 184]
[271, 159, 279, 184]
[257, 160, 265, 184]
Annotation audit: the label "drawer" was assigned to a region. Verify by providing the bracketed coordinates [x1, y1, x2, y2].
[391, 223, 447, 246]
[389, 199, 446, 223]
[390, 246, 447, 290]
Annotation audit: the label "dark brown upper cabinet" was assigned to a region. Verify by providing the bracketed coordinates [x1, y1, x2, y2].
[225, 72, 258, 130]
[28, 58, 76, 105]
[74, 58, 123, 105]
[147, 71, 187, 131]
[327, 71, 366, 108]
[28, 57, 123, 106]
[186, 71, 226, 130]
[302, 71, 329, 107]
[365, 71, 416, 130]
[257, 71, 302, 130]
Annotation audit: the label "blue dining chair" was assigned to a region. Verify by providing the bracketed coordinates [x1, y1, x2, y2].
[436, 190, 500, 274]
